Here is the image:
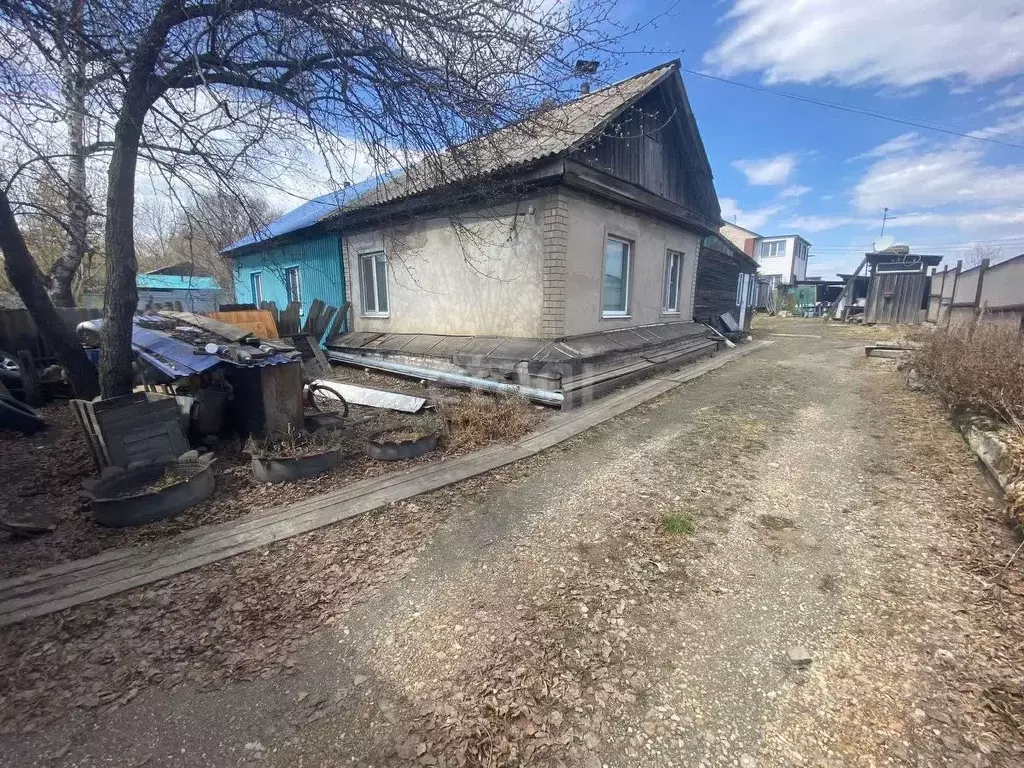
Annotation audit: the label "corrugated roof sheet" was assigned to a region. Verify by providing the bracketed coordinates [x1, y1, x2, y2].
[136, 274, 221, 291]
[225, 61, 679, 251]
[222, 175, 384, 253]
[334, 62, 677, 215]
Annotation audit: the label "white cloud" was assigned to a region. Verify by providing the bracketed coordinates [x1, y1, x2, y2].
[779, 185, 811, 198]
[720, 197, 781, 230]
[853, 143, 1024, 213]
[985, 93, 1024, 112]
[968, 112, 1024, 141]
[851, 132, 925, 161]
[704, 0, 1024, 88]
[732, 154, 796, 185]
[781, 215, 872, 233]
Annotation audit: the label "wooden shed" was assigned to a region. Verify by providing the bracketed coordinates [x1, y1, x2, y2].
[863, 247, 942, 324]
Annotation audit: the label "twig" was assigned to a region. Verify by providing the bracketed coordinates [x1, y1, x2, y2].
[997, 538, 1024, 581]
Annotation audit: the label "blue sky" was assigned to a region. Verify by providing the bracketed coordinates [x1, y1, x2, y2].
[603, 0, 1024, 278]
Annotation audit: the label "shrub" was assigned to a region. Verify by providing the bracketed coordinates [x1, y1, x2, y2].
[437, 392, 539, 453]
[912, 320, 1024, 424]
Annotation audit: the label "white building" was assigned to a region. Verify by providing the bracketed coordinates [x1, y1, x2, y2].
[719, 223, 811, 286]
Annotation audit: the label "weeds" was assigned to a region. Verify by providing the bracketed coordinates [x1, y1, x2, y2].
[912, 320, 1024, 424]
[437, 392, 540, 453]
[662, 513, 696, 535]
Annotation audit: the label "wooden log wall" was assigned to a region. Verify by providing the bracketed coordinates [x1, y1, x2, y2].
[694, 246, 755, 326]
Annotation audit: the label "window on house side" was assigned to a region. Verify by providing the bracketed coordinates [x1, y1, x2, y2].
[760, 239, 786, 259]
[284, 267, 302, 304]
[359, 251, 389, 316]
[250, 272, 263, 305]
[663, 250, 683, 312]
[602, 236, 632, 317]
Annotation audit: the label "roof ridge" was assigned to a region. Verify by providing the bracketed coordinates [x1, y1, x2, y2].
[554, 59, 679, 109]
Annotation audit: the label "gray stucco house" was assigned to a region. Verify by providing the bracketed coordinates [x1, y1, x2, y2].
[225, 61, 729, 404]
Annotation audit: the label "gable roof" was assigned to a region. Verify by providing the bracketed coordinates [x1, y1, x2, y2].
[225, 60, 718, 254]
[334, 61, 688, 215]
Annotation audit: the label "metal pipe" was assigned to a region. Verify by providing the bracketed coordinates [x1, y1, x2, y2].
[326, 351, 564, 406]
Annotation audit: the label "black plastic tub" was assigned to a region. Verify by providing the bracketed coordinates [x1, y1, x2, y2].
[364, 430, 439, 461]
[251, 449, 342, 483]
[82, 456, 216, 527]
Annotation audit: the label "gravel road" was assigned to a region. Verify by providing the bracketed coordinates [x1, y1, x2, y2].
[4, 321, 1022, 767]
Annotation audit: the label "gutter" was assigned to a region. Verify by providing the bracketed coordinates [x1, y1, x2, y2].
[326, 351, 564, 406]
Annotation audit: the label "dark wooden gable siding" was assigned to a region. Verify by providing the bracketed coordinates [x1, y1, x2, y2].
[694, 244, 757, 328]
[570, 85, 718, 222]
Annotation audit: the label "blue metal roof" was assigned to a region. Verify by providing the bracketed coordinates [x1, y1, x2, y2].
[223, 175, 384, 253]
[137, 274, 221, 291]
[85, 316, 295, 379]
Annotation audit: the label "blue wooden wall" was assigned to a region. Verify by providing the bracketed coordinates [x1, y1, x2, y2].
[232, 234, 346, 329]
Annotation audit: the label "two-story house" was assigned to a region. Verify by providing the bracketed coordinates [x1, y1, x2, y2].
[720, 223, 810, 286]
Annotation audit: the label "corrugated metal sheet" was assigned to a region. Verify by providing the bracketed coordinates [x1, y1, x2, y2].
[222, 177, 384, 253]
[136, 274, 221, 290]
[232, 234, 346, 330]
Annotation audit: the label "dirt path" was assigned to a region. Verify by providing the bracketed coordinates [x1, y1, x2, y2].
[3, 325, 1023, 767]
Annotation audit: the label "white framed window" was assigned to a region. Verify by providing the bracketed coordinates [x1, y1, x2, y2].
[284, 266, 302, 304]
[663, 250, 683, 313]
[359, 251, 389, 316]
[736, 273, 747, 306]
[250, 272, 263, 305]
[760, 239, 786, 259]
[602, 236, 632, 317]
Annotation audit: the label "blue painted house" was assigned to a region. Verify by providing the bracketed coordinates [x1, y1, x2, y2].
[224, 180, 380, 328]
[136, 264, 229, 312]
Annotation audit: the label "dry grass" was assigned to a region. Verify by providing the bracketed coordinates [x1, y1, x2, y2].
[437, 392, 540, 453]
[912, 320, 1024, 525]
[912, 321, 1024, 424]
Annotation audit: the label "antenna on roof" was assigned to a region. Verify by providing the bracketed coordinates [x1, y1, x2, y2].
[575, 59, 599, 95]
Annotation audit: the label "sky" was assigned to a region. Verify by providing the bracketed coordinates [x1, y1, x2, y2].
[601, 0, 1024, 278]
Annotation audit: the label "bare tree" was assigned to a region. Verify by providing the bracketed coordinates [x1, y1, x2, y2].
[0, 187, 100, 396]
[0, 0, 623, 397]
[964, 243, 1001, 269]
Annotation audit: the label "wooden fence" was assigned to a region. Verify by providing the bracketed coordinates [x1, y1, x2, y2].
[0, 307, 102, 361]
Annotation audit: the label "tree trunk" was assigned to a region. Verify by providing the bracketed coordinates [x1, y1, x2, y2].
[0, 188, 100, 399]
[47, 0, 90, 308]
[98, 112, 142, 398]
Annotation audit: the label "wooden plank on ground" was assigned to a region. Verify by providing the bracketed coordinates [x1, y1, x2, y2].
[308, 337, 331, 373]
[0, 341, 773, 628]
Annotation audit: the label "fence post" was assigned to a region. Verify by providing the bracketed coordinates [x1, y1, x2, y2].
[974, 257, 990, 317]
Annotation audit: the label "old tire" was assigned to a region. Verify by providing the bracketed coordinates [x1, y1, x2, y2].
[86, 460, 216, 527]
[251, 449, 342, 483]
[0, 394, 45, 434]
[364, 430, 438, 461]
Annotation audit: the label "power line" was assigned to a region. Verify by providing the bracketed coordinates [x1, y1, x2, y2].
[680, 67, 1024, 152]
